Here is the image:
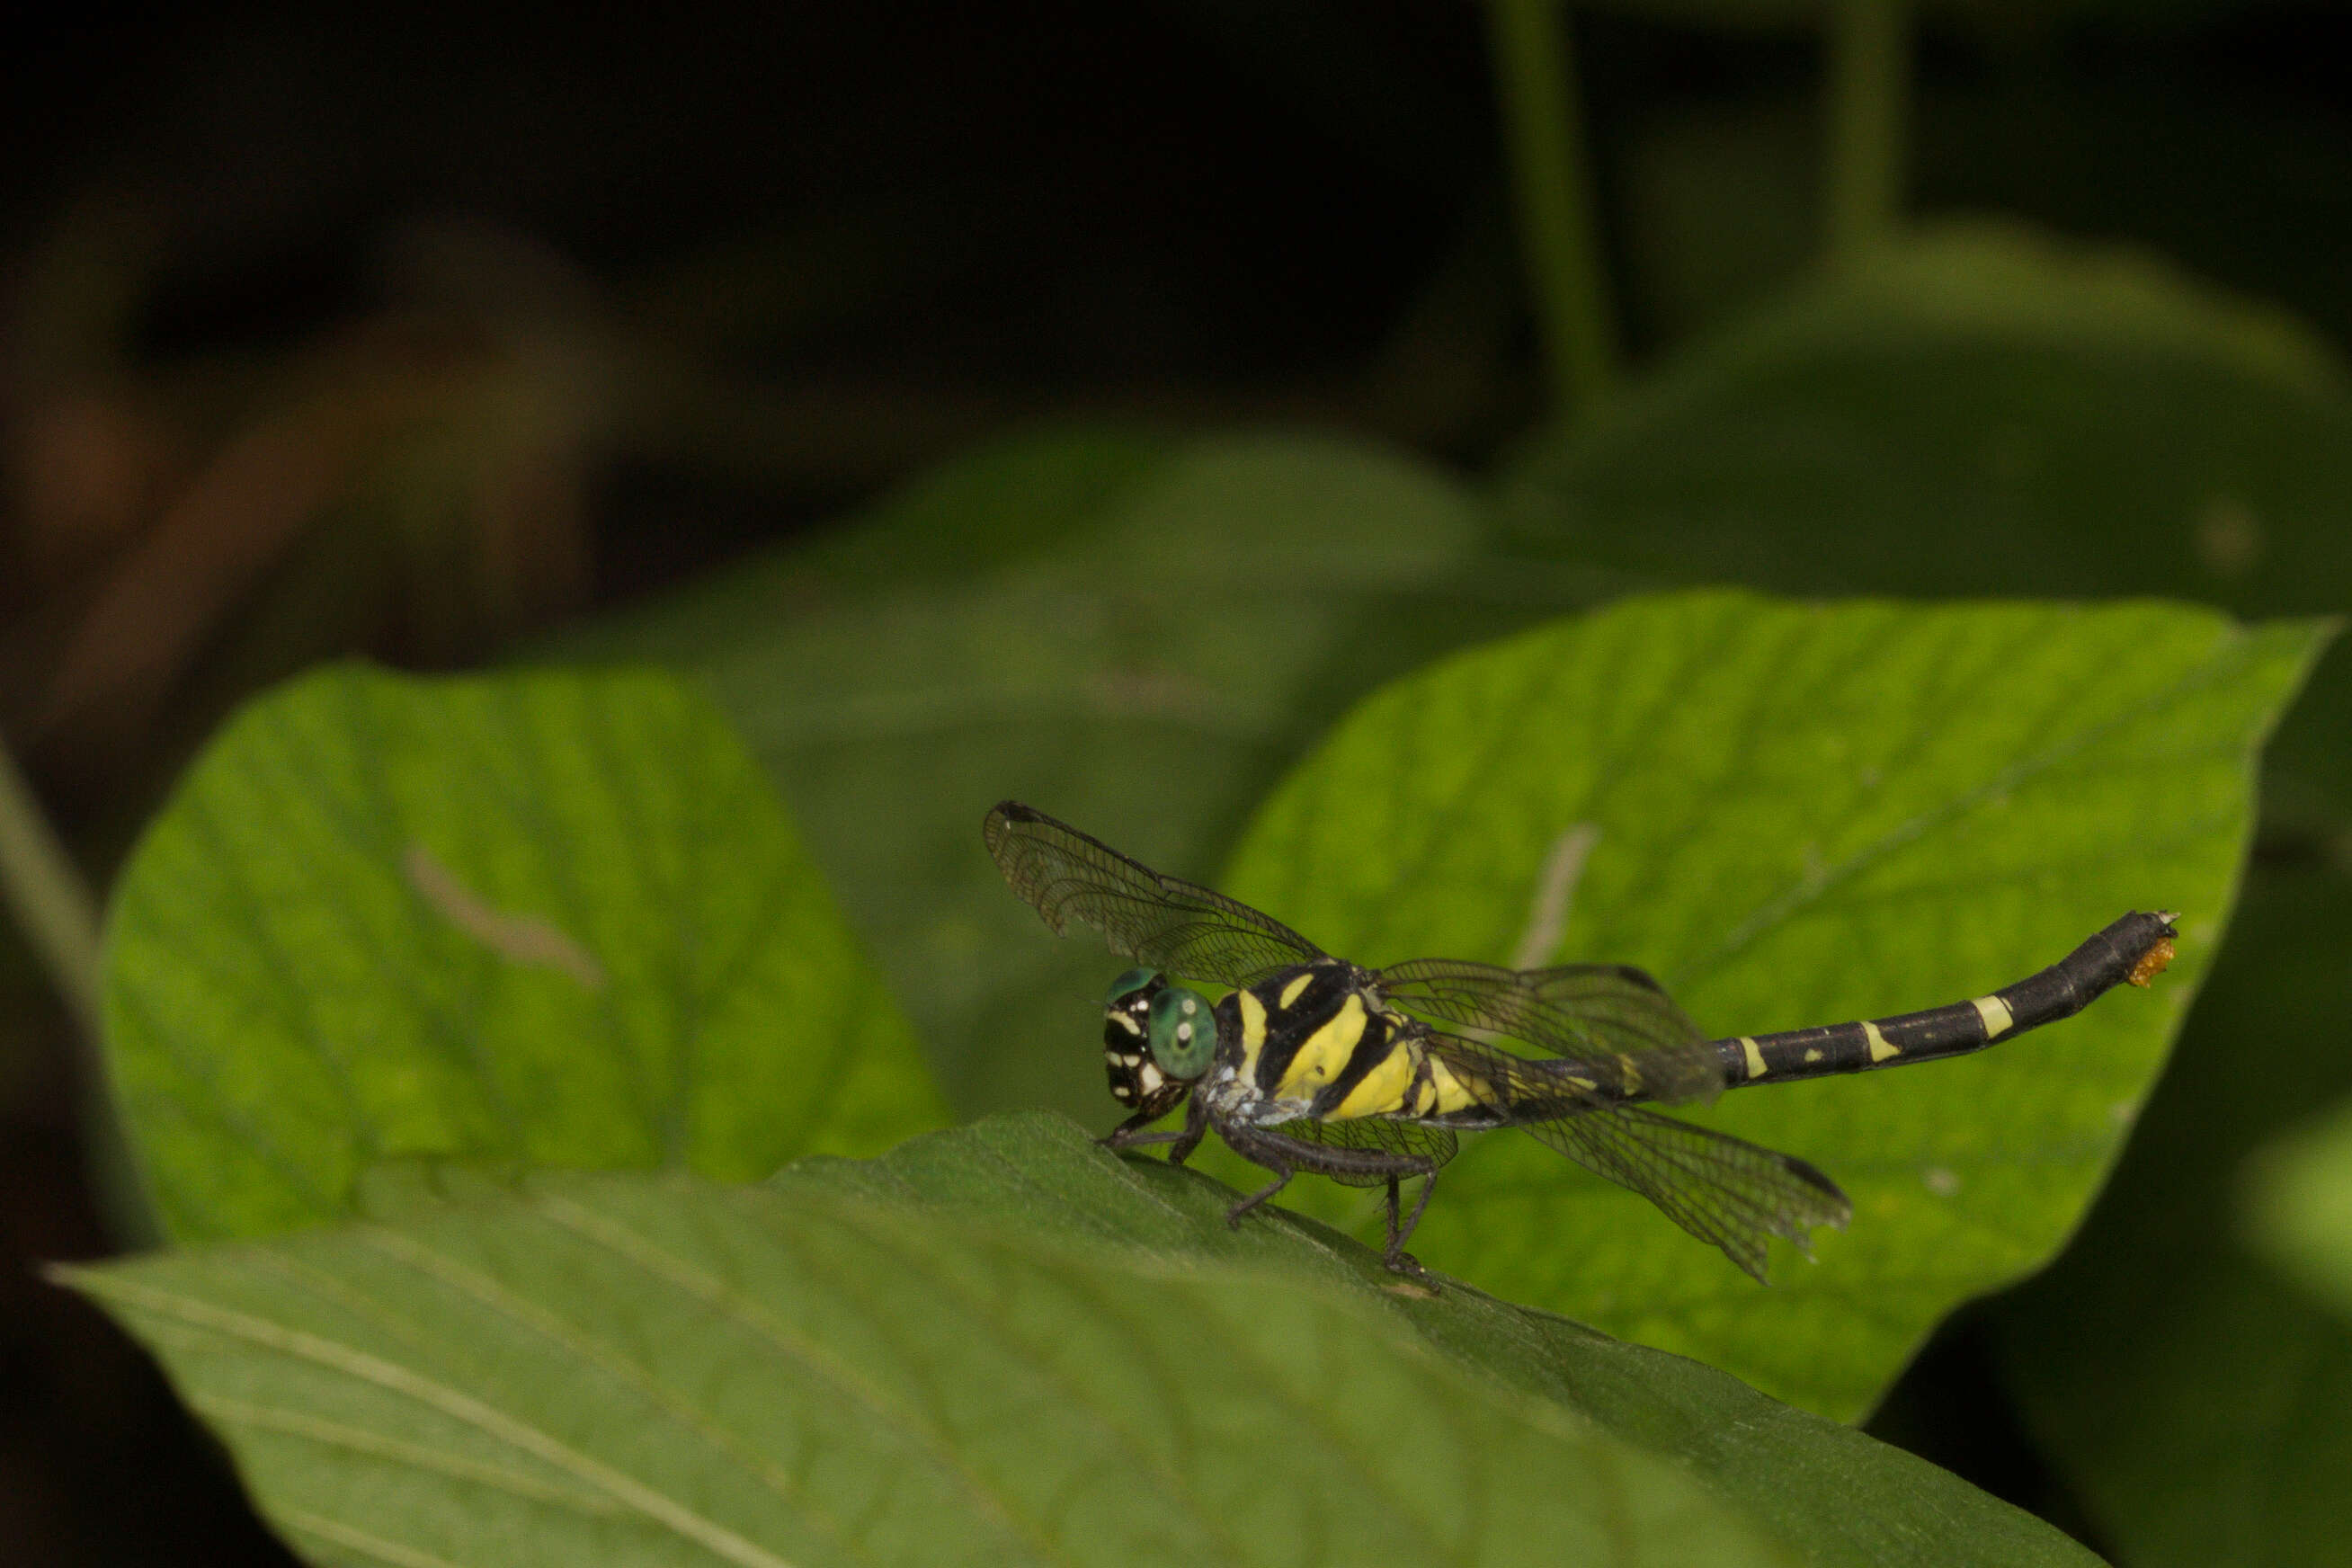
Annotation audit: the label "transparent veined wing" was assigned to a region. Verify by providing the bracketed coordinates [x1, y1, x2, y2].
[1523, 1106, 1851, 1282]
[1419, 1033, 1849, 1281]
[1376, 958, 1722, 1103]
[984, 802, 1325, 990]
[1270, 1116, 1460, 1187]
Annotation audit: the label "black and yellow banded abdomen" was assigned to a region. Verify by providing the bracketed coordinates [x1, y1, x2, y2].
[1715, 910, 2178, 1087]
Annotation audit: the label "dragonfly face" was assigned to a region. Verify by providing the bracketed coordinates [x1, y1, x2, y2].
[1101, 967, 1216, 1121]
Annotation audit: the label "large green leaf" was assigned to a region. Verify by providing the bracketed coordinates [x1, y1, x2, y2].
[104, 664, 945, 1244]
[1494, 223, 2352, 1550]
[1176, 591, 2317, 1420]
[64, 1115, 2107, 1568]
[797, 1115, 2101, 1567]
[540, 429, 1601, 1125]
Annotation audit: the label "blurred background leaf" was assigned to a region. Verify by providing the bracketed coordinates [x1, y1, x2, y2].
[1499, 223, 2351, 609]
[2246, 1095, 2352, 1323]
[105, 664, 943, 1244]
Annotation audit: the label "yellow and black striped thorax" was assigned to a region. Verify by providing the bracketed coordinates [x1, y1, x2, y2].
[1224, 961, 1412, 1120]
[1219, 962, 1537, 1125]
[1216, 959, 1666, 1127]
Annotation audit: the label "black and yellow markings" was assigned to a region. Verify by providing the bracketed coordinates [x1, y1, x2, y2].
[1709, 911, 2180, 1088]
[1242, 964, 1517, 1122]
[1246, 966, 1372, 1101]
[1971, 994, 2015, 1040]
[1241, 913, 2179, 1118]
[1273, 994, 1368, 1100]
[1411, 1055, 1490, 1117]
[1101, 1005, 1144, 1102]
[1322, 1033, 1415, 1118]
[1234, 988, 1270, 1082]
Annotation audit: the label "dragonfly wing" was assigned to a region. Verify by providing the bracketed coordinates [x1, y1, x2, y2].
[1378, 958, 1722, 1103]
[1273, 1117, 1460, 1187]
[1524, 1104, 1851, 1282]
[1408, 1034, 1845, 1280]
[984, 802, 1326, 989]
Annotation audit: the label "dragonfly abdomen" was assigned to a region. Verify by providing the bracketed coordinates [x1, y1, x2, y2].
[1715, 910, 2178, 1087]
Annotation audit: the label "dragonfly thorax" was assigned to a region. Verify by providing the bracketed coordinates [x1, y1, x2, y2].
[1101, 967, 1217, 1121]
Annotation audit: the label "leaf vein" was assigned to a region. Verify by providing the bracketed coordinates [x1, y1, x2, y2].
[70, 1269, 802, 1568]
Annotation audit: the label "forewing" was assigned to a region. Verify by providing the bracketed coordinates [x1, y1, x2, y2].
[984, 802, 1325, 988]
[1525, 1105, 1852, 1282]
[1378, 958, 1722, 1103]
[1275, 1117, 1461, 1188]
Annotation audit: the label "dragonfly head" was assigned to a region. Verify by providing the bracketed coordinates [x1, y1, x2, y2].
[1102, 967, 1214, 1116]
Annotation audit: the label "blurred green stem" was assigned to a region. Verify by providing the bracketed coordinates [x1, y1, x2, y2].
[1826, 0, 1911, 263]
[1485, 0, 1616, 417]
[0, 735, 102, 1037]
[0, 732, 157, 1248]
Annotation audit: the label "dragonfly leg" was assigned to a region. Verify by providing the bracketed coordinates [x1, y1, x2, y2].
[1105, 1129, 1182, 1149]
[1100, 1091, 1203, 1152]
[1105, 1114, 1171, 1152]
[1167, 1095, 1209, 1166]
[1383, 1172, 1439, 1277]
[1099, 1109, 1172, 1148]
[1225, 1170, 1294, 1228]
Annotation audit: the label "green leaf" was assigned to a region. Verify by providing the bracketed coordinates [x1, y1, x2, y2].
[65, 1115, 2106, 1568]
[539, 428, 1599, 1127]
[795, 1115, 2102, 1567]
[2247, 1095, 2352, 1319]
[1197, 590, 2321, 1420]
[103, 664, 945, 1244]
[1494, 221, 2352, 1545]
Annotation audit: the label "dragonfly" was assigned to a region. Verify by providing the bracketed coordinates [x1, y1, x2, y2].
[984, 801, 2179, 1280]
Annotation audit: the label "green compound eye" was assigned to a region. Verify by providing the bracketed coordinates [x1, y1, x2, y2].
[1105, 966, 1161, 1004]
[1146, 986, 1216, 1079]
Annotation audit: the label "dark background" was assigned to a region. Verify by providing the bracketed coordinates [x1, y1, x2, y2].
[3, 4, 2348, 1562]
